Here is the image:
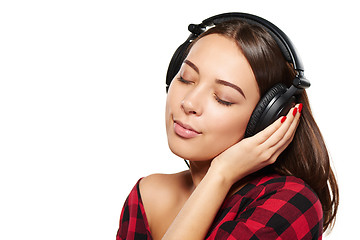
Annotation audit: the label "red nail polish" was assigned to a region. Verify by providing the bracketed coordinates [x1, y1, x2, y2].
[281, 116, 287, 123]
[298, 103, 303, 113]
[292, 107, 298, 116]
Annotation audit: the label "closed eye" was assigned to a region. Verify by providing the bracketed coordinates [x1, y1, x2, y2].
[178, 76, 193, 84]
[214, 94, 234, 106]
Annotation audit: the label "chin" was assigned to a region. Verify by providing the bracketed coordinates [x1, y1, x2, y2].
[167, 137, 225, 162]
[170, 149, 216, 161]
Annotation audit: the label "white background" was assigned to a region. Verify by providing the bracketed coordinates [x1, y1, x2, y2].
[0, 0, 358, 239]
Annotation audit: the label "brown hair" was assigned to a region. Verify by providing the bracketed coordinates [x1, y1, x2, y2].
[190, 20, 339, 233]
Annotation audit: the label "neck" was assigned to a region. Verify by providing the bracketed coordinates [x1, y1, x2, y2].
[188, 160, 212, 188]
[187, 159, 253, 199]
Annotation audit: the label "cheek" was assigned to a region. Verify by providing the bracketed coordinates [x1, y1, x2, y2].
[206, 109, 250, 145]
[165, 85, 182, 131]
[165, 96, 173, 134]
[187, 105, 253, 161]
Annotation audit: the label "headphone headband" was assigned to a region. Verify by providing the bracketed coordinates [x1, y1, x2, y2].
[166, 12, 310, 90]
[192, 12, 304, 72]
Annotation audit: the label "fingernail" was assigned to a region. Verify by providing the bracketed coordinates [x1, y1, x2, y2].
[292, 107, 298, 116]
[298, 103, 303, 113]
[281, 116, 287, 123]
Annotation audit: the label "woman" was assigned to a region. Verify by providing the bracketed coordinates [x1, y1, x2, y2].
[117, 13, 338, 239]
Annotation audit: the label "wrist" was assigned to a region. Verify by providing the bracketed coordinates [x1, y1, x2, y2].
[209, 156, 249, 187]
[206, 164, 234, 190]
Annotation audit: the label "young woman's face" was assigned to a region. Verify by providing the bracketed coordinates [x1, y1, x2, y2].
[165, 34, 260, 161]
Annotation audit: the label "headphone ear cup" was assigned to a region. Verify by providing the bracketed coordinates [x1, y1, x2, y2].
[245, 84, 287, 137]
[166, 40, 192, 92]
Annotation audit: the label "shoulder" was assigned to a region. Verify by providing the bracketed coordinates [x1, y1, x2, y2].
[256, 175, 321, 204]
[139, 171, 192, 219]
[139, 172, 183, 192]
[248, 174, 322, 213]
[139, 171, 191, 204]
[246, 174, 323, 237]
[214, 175, 323, 239]
[233, 174, 322, 212]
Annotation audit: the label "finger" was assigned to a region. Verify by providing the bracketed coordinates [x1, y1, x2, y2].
[262, 105, 298, 149]
[267, 103, 302, 162]
[277, 103, 302, 144]
[269, 119, 299, 163]
[251, 115, 284, 145]
[284, 104, 302, 142]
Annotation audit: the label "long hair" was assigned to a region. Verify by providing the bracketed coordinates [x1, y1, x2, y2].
[188, 20, 339, 233]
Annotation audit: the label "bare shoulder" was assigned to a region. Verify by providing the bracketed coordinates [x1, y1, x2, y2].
[139, 171, 192, 237]
[139, 171, 191, 206]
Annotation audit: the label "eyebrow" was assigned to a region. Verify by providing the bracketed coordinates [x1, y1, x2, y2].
[184, 60, 199, 74]
[184, 59, 246, 99]
[216, 79, 246, 99]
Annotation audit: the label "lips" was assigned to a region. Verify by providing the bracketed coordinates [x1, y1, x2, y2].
[173, 120, 201, 139]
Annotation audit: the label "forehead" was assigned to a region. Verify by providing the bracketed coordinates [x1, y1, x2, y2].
[188, 35, 253, 76]
[186, 34, 251, 76]
[188, 34, 242, 58]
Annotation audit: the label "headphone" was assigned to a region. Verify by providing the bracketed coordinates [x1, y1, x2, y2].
[166, 12, 311, 137]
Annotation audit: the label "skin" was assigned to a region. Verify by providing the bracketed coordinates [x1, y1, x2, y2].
[165, 34, 260, 163]
[139, 34, 301, 240]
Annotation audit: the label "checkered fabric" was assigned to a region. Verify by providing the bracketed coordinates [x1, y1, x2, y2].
[116, 178, 151, 240]
[117, 174, 323, 239]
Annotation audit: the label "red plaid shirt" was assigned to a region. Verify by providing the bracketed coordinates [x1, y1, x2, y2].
[117, 174, 323, 239]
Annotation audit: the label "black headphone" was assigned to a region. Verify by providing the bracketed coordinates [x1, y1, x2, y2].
[166, 12, 310, 137]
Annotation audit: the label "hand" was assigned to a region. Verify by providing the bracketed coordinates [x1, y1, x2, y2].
[209, 104, 302, 185]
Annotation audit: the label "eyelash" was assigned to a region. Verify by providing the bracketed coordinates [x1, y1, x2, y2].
[178, 77, 234, 107]
[214, 94, 234, 106]
[178, 76, 192, 84]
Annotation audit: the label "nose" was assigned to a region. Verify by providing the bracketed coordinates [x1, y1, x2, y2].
[181, 89, 203, 116]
